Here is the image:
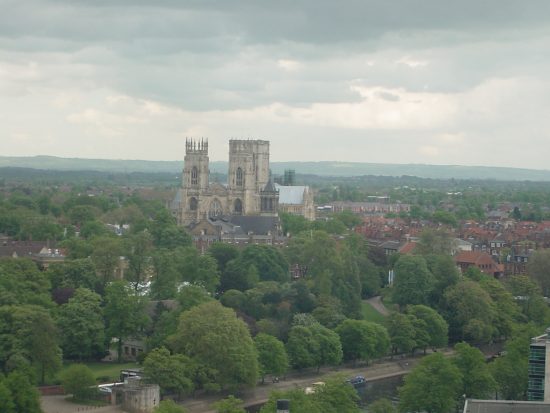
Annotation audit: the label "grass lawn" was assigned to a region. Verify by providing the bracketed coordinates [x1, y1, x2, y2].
[60, 361, 140, 383]
[361, 301, 387, 324]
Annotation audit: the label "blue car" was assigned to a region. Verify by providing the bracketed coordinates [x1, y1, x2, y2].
[347, 375, 367, 387]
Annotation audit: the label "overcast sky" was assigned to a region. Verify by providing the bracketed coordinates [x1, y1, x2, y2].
[1, 1, 550, 168]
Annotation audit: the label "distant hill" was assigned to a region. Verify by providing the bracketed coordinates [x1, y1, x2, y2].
[2, 155, 550, 181]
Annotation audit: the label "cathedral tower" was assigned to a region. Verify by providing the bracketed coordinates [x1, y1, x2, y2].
[227, 140, 270, 215]
[180, 138, 210, 224]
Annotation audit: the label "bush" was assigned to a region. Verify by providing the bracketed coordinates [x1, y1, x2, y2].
[59, 364, 96, 400]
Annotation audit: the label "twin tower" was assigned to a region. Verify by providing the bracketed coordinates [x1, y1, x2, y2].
[173, 139, 279, 226]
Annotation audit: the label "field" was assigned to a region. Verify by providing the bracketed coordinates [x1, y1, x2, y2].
[361, 301, 387, 324]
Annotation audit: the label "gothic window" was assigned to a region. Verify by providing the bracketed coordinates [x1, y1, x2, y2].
[234, 198, 243, 215]
[189, 197, 198, 211]
[236, 167, 243, 187]
[209, 199, 223, 218]
[191, 167, 198, 186]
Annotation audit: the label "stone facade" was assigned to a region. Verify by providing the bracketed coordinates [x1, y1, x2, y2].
[172, 138, 315, 227]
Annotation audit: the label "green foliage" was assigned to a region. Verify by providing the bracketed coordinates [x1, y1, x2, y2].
[104, 281, 149, 362]
[0, 258, 52, 307]
[336, 319, 390, 363]
[490, 325, 539, 400]
[392, 255, 434, 307]
[506, 276, 550, 325]
[57, 288, 106, 360]
[441, 280, 495, 344]
[4, 370, 42, 413]
[260, 376, 360, 413]
[415, 229, 456, 255]
[240, 245, 289, 283]
[91, 236, 124, 287]
[0, 376, 15, 413]
[386, 313, 416, 355]
[60, 364, 96, 400]
[369, 398, 396, 413]
[154, 399, 188, 413]
[212, 395, 246, 413]
[398, 353, 462, 413]
[254, 333, 288, 382]
[453, 342, 496, 398]
[528, 249, 550, 296]
[407, 305, 448, 349]
[478, 277, 520, 339]
[143, 347, 194, 397]
[47, 258, 99, 292]
[171, 301, 258, 390]
[286, 323, 342, 371]
[0, 304, 62, 384]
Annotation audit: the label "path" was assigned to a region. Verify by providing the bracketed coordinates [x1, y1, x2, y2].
[365, 295, 390, 316]
[180, 351, 447, 413]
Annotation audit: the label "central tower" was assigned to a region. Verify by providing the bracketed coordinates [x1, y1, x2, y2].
[227, 140, 270, 215]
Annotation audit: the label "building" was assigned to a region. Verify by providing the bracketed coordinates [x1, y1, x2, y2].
[454, 250, 504, 277]
[528, 329, 550, 402]
[464, 399, 550, 413]
[275, 183, 315, 221]
[171, 139, 315, 227]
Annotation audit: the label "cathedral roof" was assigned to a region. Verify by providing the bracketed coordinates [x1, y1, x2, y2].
[274, 184, 308, 205]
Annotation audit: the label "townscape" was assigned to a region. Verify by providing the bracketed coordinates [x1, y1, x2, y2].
[2, 139, 550, 413]
[3, 1, 550, 413]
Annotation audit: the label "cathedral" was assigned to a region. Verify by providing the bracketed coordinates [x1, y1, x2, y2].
[172, 138, 303, 227]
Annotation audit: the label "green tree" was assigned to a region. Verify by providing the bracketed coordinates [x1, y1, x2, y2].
[453, 342, 496, 399]
[393, 255, 434, 307]
[254, 333, 288, 384]
[479, 277, 520, 340]
[47, 258, 99, 292]
[490, 325, 538, 400]
[0, 376, 15, 413]
[336, 319, 389, 364]
[0, 258, 52, 307]
[170, 301, 258, 390]
[176, 247, 220, 294]
[528, 249, 550, 296]
[407, 305, 448, 350]
[441, 280, 495, 344]
[398, 353, 462, 413]
[240, 244, 289, 283]
[91, 236, 124, 288]
[507, 275, 549, 324]
[57, 288, 105, 360]
[212, 395, 246, 413]
[286, 325, 320, 370]
[416, 229, 456, 255]
[310, 324, 343, 372]
[59, 364, 96, 400]
[386, 313, 416, 355]
[104, 281, 148, 362]
[425, 254, 460, 306]
[5, 370, 41, 413]
[126, 231, 154, 292]
[143, 347, 194, 398]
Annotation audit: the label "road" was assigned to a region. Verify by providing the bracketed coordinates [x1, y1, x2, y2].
[365, 295, 390, 316]
[181, 352, 437, 413]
